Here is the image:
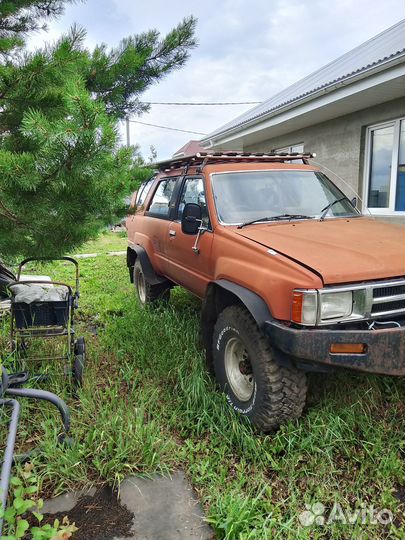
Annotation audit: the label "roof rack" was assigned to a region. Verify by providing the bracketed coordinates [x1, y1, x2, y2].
[153, 151, 316, 172]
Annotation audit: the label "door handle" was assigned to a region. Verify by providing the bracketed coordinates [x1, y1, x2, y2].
[169, 230, 176, 237]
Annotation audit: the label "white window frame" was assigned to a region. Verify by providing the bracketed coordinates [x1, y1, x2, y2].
[275, 143, 304, 153]
[363, 117, 405, 216]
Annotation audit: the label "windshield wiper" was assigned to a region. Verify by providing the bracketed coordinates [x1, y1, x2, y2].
[237, 214, 314, 229]
[319, 197, 347, 221]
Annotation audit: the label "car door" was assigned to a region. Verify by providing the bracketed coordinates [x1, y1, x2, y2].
[165, 176, 214, 297]
[134, 176, 178, 276]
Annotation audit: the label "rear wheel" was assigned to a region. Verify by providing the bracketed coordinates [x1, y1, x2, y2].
[134, 260, 170, 306]
[73, 336, 85, 387]
[10, 339, 28, 357]
[212, 305, 307, 432]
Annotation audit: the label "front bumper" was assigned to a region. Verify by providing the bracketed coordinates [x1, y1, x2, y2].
[265, 320, 405, 376]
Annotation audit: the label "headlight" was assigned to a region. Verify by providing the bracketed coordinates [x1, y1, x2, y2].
[292, 289, 355, 326]
[320, 291, 353, 320]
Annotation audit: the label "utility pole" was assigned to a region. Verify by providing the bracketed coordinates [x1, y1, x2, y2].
[126, 116, 130, 147]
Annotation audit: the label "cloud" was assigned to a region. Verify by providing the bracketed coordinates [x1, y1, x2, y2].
[29, 0, 405, 159]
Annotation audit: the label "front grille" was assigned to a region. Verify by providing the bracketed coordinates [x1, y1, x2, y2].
[371, 279, 405, 318]
[373, 284, 405, 298]
[372, 300, 405, 314]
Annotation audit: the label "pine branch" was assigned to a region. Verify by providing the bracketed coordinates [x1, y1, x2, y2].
[0, 7, 197, 258]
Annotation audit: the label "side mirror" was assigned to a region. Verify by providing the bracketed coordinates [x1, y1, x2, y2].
[181, 203, 202, 235]
[350, 196, 357, 208]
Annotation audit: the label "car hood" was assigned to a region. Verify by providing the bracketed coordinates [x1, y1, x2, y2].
[235, 217, 405, 284]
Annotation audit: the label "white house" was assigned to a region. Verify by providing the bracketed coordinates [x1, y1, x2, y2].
[201, 20, 405, 223]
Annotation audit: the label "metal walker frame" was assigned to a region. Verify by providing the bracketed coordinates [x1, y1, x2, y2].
[0, 367, 70, 536]
[8, 257, 85, 386]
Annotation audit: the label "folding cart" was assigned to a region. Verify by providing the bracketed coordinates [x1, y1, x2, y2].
[8, 257, 85, 387]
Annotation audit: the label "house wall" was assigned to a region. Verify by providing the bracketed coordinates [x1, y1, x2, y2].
[244, 97, 405, 224]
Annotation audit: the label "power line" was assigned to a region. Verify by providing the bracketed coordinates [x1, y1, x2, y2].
[142, 101, 261, 106]
[128, 119, 208, 136]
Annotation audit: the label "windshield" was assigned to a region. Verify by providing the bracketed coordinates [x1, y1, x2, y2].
[211, 170, 359, 225]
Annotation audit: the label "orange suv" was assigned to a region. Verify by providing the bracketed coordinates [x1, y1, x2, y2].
[126, 151, 405, 431]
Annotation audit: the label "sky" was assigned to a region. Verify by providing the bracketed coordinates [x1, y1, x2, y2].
[30, 0, 405, 161]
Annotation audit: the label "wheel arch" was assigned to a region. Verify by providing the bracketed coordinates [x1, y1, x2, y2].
[127, 245, 167, 286]
[127, 247, 137, 283]
[201, 279, 273, 370]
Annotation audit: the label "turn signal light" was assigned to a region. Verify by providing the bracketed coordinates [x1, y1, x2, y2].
[330, 343, 367, 354]
[292, 292, 304, 323]
[291, 291, 318, 325]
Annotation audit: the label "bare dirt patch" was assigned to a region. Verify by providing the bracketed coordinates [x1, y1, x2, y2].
[39, 487, 134, 539]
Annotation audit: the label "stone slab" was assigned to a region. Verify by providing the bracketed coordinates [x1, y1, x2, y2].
[117, 471, 213, 540]
[42, 487, 96, 514]
[74, 253, 99, 259]
[41, 471, 214, 540]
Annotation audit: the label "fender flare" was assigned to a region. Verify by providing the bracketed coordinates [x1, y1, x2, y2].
[128, 245, 167, 286]
[214, 279, 273, 328]
[204, 280, 300, 371]
[200, 279, 273, 372]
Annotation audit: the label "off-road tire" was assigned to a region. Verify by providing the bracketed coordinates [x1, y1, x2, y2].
[134, 259, 170, 307]
[212, 305, 307, 431]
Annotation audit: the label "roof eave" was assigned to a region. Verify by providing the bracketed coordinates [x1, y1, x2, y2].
[202, 53, 405, 147]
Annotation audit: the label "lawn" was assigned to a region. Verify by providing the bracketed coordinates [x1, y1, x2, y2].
[1, 231, 404, 540]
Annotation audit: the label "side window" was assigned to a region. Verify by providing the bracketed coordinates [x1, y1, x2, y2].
[135, 184, 146, 205]
[178, 177, 209, 226]
[148, 177, 177, 217]
[137, 178, 154, 208]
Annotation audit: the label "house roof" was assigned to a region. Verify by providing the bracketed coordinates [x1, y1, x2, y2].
[202, 19, 405, 143]
[172, 140, 207, 158]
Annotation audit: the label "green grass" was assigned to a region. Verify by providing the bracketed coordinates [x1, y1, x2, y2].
[72, 229, 127, 255]
[1, 232, 405, 540]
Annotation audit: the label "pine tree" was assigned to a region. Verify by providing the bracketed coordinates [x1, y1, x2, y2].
[0, 3, 197, 258]
[0, 0, 74, 53]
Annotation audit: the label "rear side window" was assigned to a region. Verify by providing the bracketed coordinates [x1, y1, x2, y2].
[148, 178, 177, 217]
[136, 178, 154, 208]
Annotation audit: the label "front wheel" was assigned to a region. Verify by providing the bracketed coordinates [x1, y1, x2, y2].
[212, 305, 307, 432]
[134, 260, 170, 307]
